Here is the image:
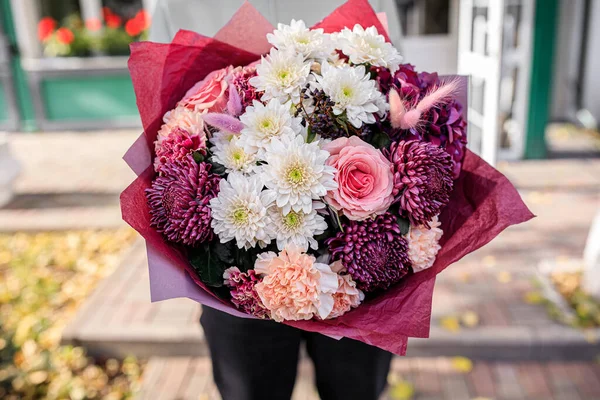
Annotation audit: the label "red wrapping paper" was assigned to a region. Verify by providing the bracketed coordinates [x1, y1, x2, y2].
[121, 0, 533, 355]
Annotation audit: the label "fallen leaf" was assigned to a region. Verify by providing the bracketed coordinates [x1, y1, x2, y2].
[451, 357, 473, 373]
[584, 330, 598, 344]
[524, 291, 544, 305]
[496, 271, 512, 284]
[389, 381, 414, 400]
[440, 316, 461, 333]
[482, 256, 496, 267]
[459, 272, 472, 283]
[461, 311, 480, 328]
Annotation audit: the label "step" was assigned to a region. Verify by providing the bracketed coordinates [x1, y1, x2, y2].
[61, 239, 206, 358]
[62, 240, 600, 361]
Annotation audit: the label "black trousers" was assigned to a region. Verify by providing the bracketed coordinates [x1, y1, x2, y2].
[200, 306, 392, 400]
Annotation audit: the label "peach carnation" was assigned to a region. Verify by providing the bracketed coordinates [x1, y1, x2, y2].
[157, 106, 206, 144]
[254, 245, 338, 322]
[179, 66, 232, 113]
[323, 136, 395, 220]
[407, 215, 443, 272]
[326, 261, 365, 319]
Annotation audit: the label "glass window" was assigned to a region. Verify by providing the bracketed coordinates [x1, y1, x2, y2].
[36, 0, 150, 58]
[396, 0, 451, 36]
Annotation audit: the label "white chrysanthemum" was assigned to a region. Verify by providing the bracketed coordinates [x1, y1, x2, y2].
[267, 19, 333, 59]
[210, 134, 258, 174]
[268, 205, 328, 251]
[334, 24, 403, 73]
[249, 48, 311, 103]
[314, 62, 387, 128]
[260, 135, 337, 215]
[210, 173, 275, 249]
[408, 216, 443, 272]
[238, 99, 302, 157]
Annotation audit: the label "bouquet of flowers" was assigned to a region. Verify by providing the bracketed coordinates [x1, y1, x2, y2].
[122, 0, 533, 355]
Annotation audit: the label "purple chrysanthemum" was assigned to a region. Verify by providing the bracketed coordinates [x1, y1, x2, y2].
[154, 127, 205, 171]
[146, 154, 220, 246]
[326, 213, 411, 293]
[384, 140, 453, 226]
[224, 267, 270, 319]
[230, 66, 260, 111]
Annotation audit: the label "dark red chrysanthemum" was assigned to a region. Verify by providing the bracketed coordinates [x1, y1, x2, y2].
[425, 100, 468, 178]
[146, 154, 220, 246]
[224, 267, 270, 319]
[154, 127, 206, 171]
[326, 213, 411, 293]
[384, 140, 453, 226]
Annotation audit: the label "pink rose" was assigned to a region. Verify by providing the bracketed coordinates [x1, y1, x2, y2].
[323, 136, 395, 220]
[179, 66, 232, 113]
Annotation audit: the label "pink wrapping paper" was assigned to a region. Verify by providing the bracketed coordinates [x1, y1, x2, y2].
[121, 0, 533, 355]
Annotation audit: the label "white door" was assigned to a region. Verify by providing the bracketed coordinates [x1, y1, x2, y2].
[395, 0, 460, 75]
[457, 0, 534, 164]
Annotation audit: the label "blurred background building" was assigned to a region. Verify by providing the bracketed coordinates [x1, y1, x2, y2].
[1, 0, 598, 164]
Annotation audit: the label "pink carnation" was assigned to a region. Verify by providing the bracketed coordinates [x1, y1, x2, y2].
[179, 66, 232, 113]
[407, 215, 443, 272]
[223, 267, 270, 319]
[323, 136, 395, 221]
[326, 261, 365, 319]
[229, 65, 260, 111]
[158, 106, 205, 138]
[254, 245, 338, 322]
[154, 128, 205, 171]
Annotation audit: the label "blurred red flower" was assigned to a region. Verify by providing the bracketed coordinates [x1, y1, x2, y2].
[103, 7, 122, 29]
[125, 10, 151, 37]
[37, 17, 57, 41]
[102, 7, 113, 20]
[125, 19, 141, 37]
[56, 27, 75, 45]
[135, 10, 151, 31]
[106, 14, 122, 29]
[85, 18, 102, 32]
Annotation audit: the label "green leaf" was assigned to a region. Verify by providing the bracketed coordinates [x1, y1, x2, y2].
[397, 216, 410, 236]
[192, 151, 205, 163]
[326, 204, 344, 232]
[233, 242, 278, 273]
[371, 131, 391, 149]
[306, 126, 316, 143]
[189, 241, 235, 287]
[207, 156, 227, 176]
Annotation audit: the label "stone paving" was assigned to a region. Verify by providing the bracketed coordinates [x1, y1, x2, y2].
[136, 357, 600, 400]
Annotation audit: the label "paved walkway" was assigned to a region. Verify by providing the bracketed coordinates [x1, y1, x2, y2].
[136, 357, 600, 400]
[0, 130, 139, 231]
